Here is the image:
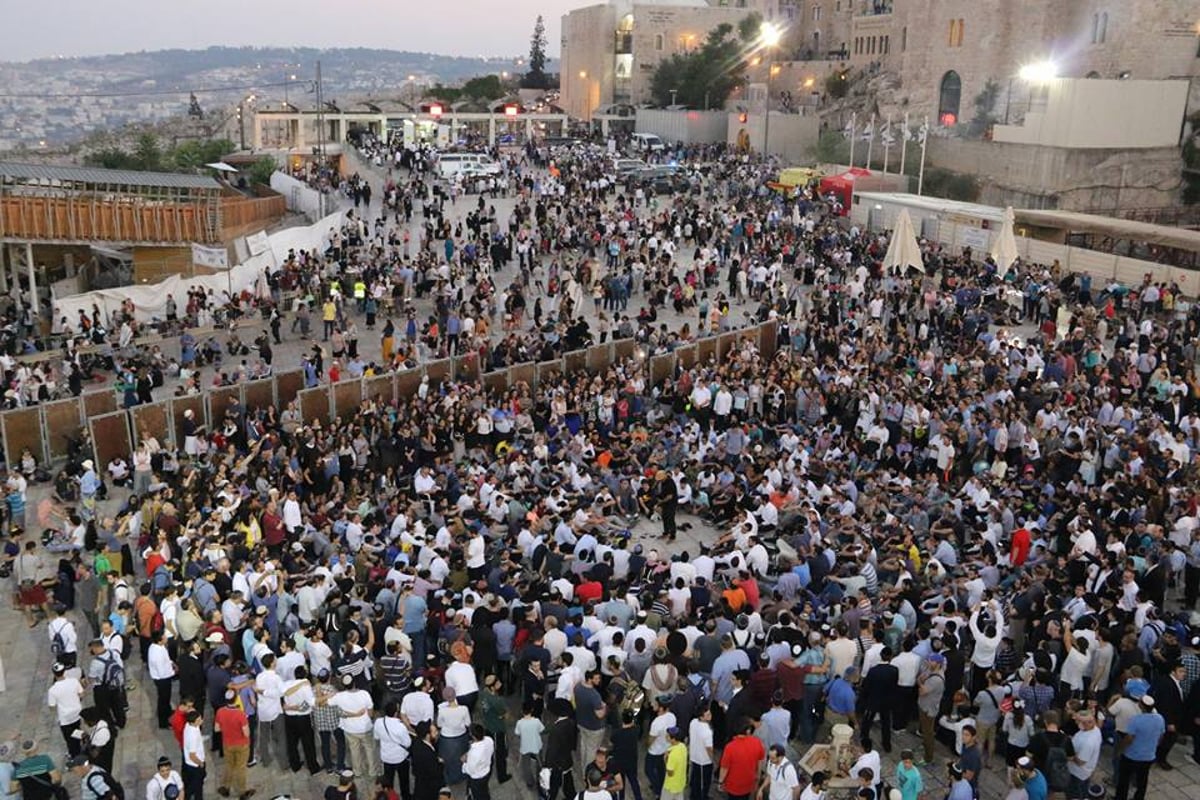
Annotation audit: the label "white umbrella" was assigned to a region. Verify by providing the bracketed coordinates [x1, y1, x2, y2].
[990, 205, 1020, 270]
[205, 162, 239, 173]
[882, 209, 925, 273]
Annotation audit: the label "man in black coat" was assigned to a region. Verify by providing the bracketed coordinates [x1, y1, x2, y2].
[544, 699, 578, 800]
[410, 721, 443, 800]
[724, 670, 761, 743]
[858, 647, 901, 752]
[1153, 661, 1186, 768]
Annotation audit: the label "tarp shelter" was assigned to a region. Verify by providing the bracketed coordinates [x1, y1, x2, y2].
[819, 167, 871, 215]
[990, 206, 1020, 270]
[778, 166, 823, 187]
[882, 209, 925, 273]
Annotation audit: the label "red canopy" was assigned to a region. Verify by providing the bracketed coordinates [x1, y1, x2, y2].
[819, 168, 872, 215]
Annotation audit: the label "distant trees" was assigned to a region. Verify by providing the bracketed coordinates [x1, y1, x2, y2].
[83, 135, 241, 176]
[522, 15, 552, 90]
[649, 17, 760, 109]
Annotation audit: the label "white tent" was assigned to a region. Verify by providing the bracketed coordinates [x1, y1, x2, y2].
[990, 205, 1020, 270]
[882, 208, 925, 273]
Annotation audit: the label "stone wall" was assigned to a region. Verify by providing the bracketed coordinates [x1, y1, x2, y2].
[925, 138, 1184, 213]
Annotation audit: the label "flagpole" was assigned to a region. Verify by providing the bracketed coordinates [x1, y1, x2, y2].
[848, 111, 857, 169]
[900, 111, 909, 176]
[866, 113, 875, 169]
[918, 115, 929, 195]
[883, 114, 891, 174]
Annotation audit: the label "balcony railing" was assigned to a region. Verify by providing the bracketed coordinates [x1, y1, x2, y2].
[856, 0, 893, 16]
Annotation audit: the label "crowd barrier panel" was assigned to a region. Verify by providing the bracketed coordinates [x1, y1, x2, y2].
[0, 321, 778, 467]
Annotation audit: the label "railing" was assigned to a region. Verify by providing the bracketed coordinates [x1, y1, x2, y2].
[0, 195, 219, 244]
[218, 194, 288, 236]
[0, 321, 779, 471]
[855, 0, 893, 15]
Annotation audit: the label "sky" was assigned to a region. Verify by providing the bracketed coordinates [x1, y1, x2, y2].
[0, 0, 579, 62]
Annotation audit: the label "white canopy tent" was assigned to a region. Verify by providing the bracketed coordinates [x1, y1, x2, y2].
[882, 208, 925, 273]
[989, 206, 1020, 270]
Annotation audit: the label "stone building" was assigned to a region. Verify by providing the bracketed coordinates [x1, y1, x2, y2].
[559, 0, 777, 120]
[777, 0, 1199, 127]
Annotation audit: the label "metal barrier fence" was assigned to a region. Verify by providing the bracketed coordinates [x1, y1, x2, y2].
[0, 320, 779, 471]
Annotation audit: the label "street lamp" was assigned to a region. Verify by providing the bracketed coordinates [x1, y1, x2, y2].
[1005, 60, 1058, 123]
[759, 21, 784, 156]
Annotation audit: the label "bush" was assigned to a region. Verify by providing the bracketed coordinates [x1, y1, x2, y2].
[826, 71, 850, 99]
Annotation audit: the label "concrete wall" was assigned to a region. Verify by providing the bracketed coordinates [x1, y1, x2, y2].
[728, 112, 820, 161]
[635, 109, 729, 143]
[993, 78, 1189, 149]
[925, 137, 1183, 213]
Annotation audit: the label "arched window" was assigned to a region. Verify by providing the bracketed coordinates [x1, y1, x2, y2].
[655, 33, 664, 51]
[938, 70, 962, 125]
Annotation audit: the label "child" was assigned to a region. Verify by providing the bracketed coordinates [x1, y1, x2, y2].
[513, 700, 545, 789]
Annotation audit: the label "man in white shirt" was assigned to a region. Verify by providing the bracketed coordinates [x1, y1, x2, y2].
[400, 677, 435, 728]
[47, 663, 85, 755]
[464, 725, 496, 799]
[444, 658, 480, 708]
[255, 653, 286, 769]
[281, 665, 320, 774]
[147, 630, 176, 730]
[374, 702, 412, 795]
[688, 705, 715, 800]
[48, 605, 79, 667]
[328, 675, 377, 779]
[182, 711, 207, 800]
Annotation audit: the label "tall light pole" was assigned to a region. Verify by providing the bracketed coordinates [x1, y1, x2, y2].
[760, 21, 783, 157]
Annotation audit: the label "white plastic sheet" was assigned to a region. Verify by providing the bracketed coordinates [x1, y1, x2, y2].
[53, 210, 345, 326]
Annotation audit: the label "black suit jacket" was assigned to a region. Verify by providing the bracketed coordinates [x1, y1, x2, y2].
[411, 740, 444, 800]
[860, 662, 901, 710]
[1153, 676, 1184, 726]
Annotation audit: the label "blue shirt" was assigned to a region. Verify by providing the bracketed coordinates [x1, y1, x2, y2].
[1123, 712, 1165, 762]
[1024, 769, 1047, 800]
[825, 677, 856, 715]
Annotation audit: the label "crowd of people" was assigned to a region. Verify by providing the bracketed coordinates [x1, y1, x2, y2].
[0, 126, 1196, 800]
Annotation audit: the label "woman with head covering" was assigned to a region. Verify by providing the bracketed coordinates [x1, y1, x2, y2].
[435, 687, 470, 785]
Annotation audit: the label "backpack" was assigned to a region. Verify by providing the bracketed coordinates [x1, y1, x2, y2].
[50, 620, 67, 658]
[98, 655, 125, 689]
[86, 768, 125, 800]
[150, 610, 165, 637]
[1044, 741, 1071, 792]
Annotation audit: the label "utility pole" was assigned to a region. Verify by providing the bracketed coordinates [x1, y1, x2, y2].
[315, 60, 326, 218]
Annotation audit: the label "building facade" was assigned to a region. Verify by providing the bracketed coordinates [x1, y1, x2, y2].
[560, 0, 773, 120]
[774, 0, 1199, 126]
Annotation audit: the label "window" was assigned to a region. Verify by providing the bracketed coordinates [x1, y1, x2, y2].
[1092, 13, 1108, 44]
[883, 35, 889, 54]
[655, 34, 664, 51]
[1100, 12, 1108, 43]
[901, 26, 907, 51]
[948, 18, 964, 47]
[938, 70, 962, 125]
[813, 5, 821, 21]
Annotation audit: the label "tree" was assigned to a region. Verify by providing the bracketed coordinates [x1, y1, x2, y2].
[245, 156, 278, 186]
[968, 79, 1000, 138]
[648, 22, 758, 109]
[825, 71, 850, 99]
[133, 133, 163, 171]
[461, 75, 504, 100]
[522, 15, 551, 90]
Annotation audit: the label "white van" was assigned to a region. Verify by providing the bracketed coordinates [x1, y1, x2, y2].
[630, 133, 665, 153]
[437, 153, 502, 179]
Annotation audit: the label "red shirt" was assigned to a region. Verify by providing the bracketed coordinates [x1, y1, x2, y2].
[215, 705, 250, 747]
[170, 708, 188, 747]
[576, 581, 603, 604]
[1010, 528, 1031, 567]
[261, 512, 286, 547]
[720, 734, 765, 795]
